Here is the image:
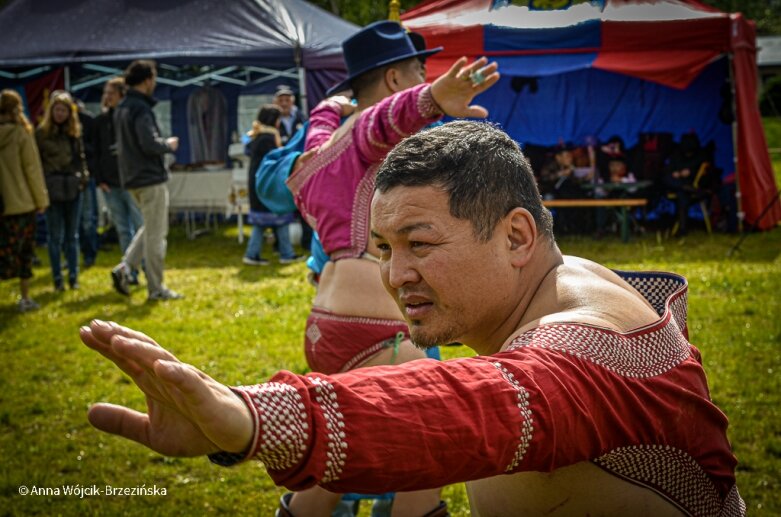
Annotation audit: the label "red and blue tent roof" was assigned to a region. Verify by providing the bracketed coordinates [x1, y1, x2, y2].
[402, 0, 780, 230]
[404, 0, 730, 88]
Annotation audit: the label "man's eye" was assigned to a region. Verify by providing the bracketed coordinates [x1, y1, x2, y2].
[376, 243, 391, 252]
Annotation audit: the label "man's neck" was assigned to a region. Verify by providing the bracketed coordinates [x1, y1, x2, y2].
[467, 240, 564, 356]
[355, 85, 394, 111]
[131, 86, 150, 97]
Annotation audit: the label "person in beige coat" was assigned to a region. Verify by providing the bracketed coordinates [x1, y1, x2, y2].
[0, 89, 49, 312]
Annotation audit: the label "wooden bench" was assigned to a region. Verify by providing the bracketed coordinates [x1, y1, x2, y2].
[543, 198, 648, 242]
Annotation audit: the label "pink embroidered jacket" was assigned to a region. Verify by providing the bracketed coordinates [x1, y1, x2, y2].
[213, 271, 744, 516]
[286, 83, 442, 261]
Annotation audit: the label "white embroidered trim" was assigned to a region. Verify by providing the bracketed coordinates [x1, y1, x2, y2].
[721, 485, 747, 517]
[507, 321, 690, 378]
[507, 272, 691, 378]
[306, 322, 322, 344]
[416, 85, 443, 119]
[366, 108, 391, 150]
[242, 383, 309, 471]
[593, 445, 744, 516]
[349, 164, 378, 259]
[311, 377, 347, 483]
[387, 94, 408, 139]
[491, 361, 533, 472]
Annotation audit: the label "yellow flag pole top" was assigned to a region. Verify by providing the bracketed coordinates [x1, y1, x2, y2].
[388, 0, 401, 22]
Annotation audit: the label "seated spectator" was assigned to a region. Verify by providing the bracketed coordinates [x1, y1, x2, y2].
[540, 143, 594, 234]
[662, 133, 708, 236]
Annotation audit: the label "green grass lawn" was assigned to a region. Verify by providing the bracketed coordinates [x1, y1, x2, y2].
[1, 221, 779, 516]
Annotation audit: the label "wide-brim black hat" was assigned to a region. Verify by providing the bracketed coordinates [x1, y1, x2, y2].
[326, 21, 442, 96]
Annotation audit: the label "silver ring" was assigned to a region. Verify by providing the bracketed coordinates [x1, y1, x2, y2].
[469, 69, 485, 86]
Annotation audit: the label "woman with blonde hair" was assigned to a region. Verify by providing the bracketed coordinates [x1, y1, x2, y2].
[0, 89, 49, 311]
[36, 91, 87, 291]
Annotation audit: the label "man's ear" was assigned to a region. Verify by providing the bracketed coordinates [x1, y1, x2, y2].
[385, 67, 402, 93]
[505, 207, 537, 268]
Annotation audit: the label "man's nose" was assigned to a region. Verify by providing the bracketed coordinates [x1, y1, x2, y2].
[385, 252, 419, 289]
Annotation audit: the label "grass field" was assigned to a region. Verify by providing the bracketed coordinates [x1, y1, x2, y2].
[1, 223, 779, 515]
[1, 128, 780, 515]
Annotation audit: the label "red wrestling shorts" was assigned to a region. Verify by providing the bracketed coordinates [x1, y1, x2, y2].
[304, 307, 410, 374]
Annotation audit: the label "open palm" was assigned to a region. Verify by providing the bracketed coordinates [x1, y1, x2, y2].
[430, 57, 500, 119]
[81, 321, 253, 457]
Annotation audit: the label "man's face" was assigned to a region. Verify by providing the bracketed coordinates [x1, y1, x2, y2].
[371, 185, 516, 349]
[142, 70, 157, 95]
[555, 150, 573, 167]
[275, 94, 294, 115]
[102, 85, 121, 109]
[609, 160, 627, 180]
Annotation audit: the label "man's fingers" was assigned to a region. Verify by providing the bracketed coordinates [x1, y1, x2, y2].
[111, 335, 178, 371]
[80, 326, 144, 377]
[474, 71, 501, 94]
[90, 320, 160, 348]
[463, 105, 489, 119]
[154, 360, 211, 402]
[88, 403, 151, 447]
[446, 57, 469, 79]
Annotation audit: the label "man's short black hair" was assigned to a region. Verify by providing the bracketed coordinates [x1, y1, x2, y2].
[376, 121, 554, 241]
[124, 60, 157, 87]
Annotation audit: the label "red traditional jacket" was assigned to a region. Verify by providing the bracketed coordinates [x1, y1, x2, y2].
[212, 271, 744, 516]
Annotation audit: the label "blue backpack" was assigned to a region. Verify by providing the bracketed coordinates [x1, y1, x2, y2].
[255, 121, 309, 215]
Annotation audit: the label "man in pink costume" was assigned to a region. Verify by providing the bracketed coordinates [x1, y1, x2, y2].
[81, 121, 743, 516]
[281, 20, 498, 515]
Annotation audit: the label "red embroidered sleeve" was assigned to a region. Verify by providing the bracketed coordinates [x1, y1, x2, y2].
[215, 332, 736, 511]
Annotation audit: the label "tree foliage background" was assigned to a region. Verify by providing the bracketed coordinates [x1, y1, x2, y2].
[309, 0, 781, 35]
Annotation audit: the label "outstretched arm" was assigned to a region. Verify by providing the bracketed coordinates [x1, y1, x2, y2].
[80, 320, 253, 457]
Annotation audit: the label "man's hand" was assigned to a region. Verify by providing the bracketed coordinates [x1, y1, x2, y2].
[292, 148, 318, 175]
[80, 320, 254, 458]
[166, 137, 179, 152]
[99, 183, 111, 193]
[328, 95, 356, 117]
[430, 57, 500, 119]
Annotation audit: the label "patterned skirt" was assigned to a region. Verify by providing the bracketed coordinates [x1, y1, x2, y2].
[0, 211, 37, 280]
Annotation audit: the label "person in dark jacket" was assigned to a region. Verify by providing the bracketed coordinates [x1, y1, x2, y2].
[110, 60, 181, 301]
[36, 91, 86, 292]
[242, 104, 301, 266]
[94, 77, 142, 283]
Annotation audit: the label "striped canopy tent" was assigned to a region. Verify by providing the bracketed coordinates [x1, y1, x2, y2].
[402, 0, 780, 230]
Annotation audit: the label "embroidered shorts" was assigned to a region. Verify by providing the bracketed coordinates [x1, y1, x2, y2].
[304, 307, 410, 374]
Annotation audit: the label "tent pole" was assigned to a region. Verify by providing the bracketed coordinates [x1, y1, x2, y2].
[728, 52, 743, 233]
[294, 42, 309, 116]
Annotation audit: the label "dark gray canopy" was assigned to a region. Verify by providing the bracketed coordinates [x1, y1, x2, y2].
[0, 0, 357, 69]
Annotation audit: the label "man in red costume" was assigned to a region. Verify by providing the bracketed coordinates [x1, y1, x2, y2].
[81, 121, 744, 516]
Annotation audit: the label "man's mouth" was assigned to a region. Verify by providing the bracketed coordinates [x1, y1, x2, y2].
[400, 296, 434, 319]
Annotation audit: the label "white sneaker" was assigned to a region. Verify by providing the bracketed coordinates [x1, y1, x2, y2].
[18, 298, 40, 313]
[148, 289, 183, 301]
